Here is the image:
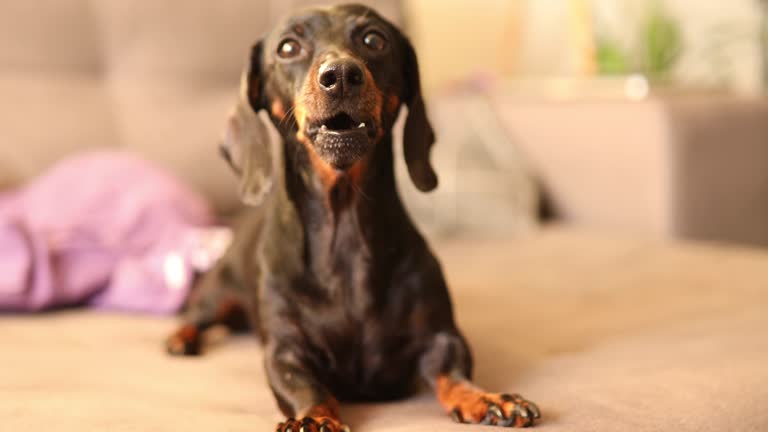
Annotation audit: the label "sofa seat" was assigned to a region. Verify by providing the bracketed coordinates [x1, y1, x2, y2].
[2, 228, 767, 431]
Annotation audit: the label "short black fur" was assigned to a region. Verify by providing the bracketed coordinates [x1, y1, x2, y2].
[166, 4, 540, 430]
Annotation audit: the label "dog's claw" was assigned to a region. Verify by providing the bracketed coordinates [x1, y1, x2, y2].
[488, 403, 504, 420]
[508, 406, 528, 428]
[450, 408, 465, 423]
[483, 410, 501, 425]
[277, 417, 347, 432]
[516, 406, 530, 420]
[527, 401, 541, 419]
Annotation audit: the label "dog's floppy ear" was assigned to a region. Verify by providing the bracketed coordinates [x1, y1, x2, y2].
[401, 36, 438, 192]
[220, 41, 275, 206]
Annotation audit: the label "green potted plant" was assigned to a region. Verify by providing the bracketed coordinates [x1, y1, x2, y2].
[596, 1, 683, 82]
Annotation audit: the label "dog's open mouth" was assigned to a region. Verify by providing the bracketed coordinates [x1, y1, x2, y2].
[306, 111, 376, 169]
[322, 112, 367, 132]
[307, 112, 375, 138]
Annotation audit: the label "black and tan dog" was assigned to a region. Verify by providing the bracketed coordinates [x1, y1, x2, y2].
[166, 4, 540, 430]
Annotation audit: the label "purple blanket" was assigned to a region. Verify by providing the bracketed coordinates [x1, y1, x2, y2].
[0, 152, 230, 314]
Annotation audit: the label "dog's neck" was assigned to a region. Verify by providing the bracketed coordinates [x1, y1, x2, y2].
[283, 132, 417, 274]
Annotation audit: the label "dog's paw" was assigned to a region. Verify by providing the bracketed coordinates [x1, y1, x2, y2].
[448, 393, 541, 428]
[165, 325, 202, 356]
[276, 417, 350, 432]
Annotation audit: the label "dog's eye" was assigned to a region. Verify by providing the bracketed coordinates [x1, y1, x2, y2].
[362, 31, 387, 51]
[277, 39, 302, 59]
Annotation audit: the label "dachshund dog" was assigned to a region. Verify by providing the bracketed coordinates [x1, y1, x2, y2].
[166, 4, 540, 430]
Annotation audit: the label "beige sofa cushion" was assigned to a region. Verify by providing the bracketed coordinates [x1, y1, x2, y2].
[0, 1, 112, 187]
[0, 0, 400, 212]
[2, 229, 767, 431]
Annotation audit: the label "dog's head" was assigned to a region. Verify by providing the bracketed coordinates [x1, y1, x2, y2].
[221, 4, 436, 205]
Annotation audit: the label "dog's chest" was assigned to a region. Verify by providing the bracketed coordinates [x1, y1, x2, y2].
[280, 197, 424, 398]
[301, 232, 419, 399]
[307, 305, 419, 401]
[306, 209, 373, 296]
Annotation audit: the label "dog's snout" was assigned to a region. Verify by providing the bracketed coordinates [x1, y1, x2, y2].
[317, 59, 365, 97]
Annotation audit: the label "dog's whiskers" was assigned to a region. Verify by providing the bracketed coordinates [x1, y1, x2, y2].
[351, 179, 372, 202]
[278, 105, 298, 129]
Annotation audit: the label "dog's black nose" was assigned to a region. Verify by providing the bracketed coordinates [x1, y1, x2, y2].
[318, 59, 365, 97]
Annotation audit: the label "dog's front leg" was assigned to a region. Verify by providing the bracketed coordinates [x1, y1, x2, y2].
[420, 332, 541, 428]
[266, 344, 349, 432]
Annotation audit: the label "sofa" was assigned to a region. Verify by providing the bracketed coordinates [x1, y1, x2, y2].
[2, 1, 768, 431]
[493, 89, 768, 246]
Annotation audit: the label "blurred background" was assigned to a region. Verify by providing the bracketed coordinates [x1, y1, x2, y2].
[1, 0, 767, 245]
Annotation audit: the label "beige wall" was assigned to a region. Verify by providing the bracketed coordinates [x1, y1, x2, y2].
[404, 0, 593, 89]
[403, 0, 525, 91]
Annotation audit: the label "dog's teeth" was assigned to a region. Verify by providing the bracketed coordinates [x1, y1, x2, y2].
[358, 122, 366, 128]
[320, 125, 328, 132]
